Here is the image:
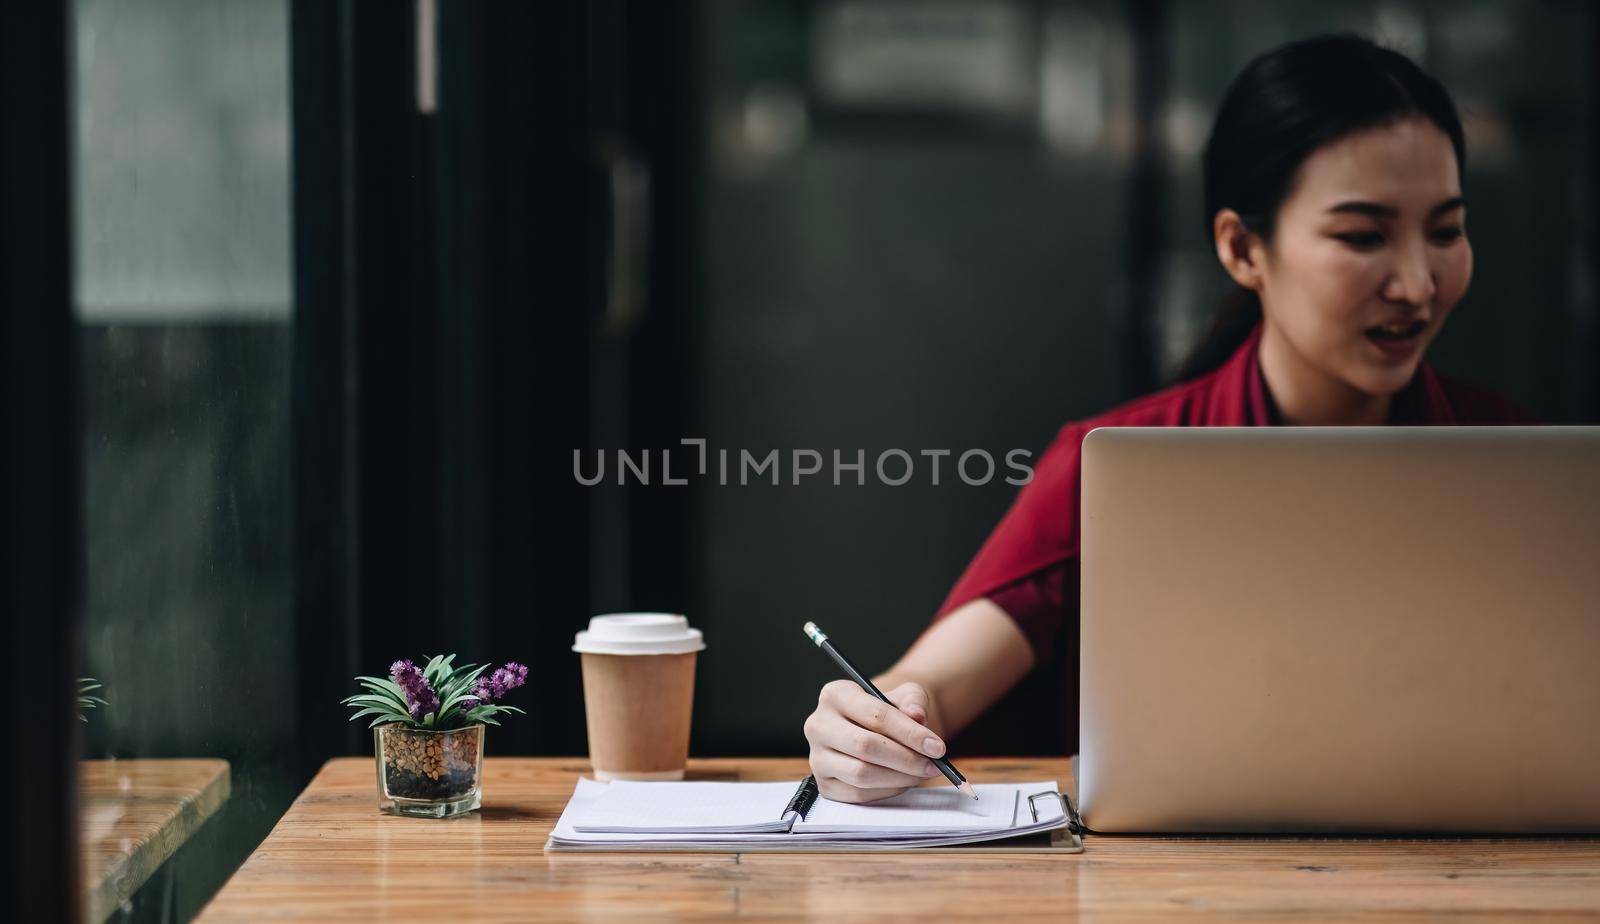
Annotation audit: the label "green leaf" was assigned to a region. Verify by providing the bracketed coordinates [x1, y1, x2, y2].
[358, 692, 407, 714]
[442, 659, 476, 680]
[476, 715, 502, 726]
[441, 661, 484, 690]
[369, 716, 409, 729]
[435, 675, 468, 703]
[438, 688, 478, 715]
[472, 704, 525, 720]
[357, 676, 406, 696]
[342, 696, 408, 718]
[424, 654, 460, 688]
[434, 662, 487, 715]
[447, 665, 487, 705]
[347, 671, 416, 716]
[355, 680, 408, 709]
[349, 704, 408, 721]
[345, 706, 396, 722]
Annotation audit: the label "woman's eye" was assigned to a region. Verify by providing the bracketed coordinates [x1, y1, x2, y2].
[1334, 231, 1384, 249]
[1431, 226, 1465, 244]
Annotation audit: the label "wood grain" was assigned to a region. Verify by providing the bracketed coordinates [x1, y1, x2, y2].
[199, 757, 1600, 921]
[80, 758, 231, 923]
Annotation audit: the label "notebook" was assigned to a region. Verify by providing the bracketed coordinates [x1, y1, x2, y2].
[545, 777, 1082, 852]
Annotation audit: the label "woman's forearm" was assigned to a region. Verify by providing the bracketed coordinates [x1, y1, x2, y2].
[873, 598, 1034, 740]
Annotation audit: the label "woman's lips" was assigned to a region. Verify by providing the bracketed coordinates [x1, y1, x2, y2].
[1364, 321, 1426, 360]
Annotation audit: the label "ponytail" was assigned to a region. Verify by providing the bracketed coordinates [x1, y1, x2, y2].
[1173, 289, 1261, 383]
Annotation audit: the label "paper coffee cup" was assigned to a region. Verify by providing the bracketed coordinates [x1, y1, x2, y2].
[573, 613, 705, 781]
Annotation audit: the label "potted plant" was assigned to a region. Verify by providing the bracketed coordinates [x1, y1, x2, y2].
[342, 654, 526, 817]
[78, 678, 108, 723]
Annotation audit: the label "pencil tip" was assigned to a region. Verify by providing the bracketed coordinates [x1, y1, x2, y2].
[959, 781, 977, 800]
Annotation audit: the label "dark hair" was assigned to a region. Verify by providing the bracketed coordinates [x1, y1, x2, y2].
[1174, 34, 1467, 382]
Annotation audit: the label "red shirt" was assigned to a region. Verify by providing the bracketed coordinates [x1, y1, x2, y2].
[931, 320, 1537, 753]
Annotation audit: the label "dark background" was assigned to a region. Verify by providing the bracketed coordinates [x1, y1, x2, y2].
[12, 0, 1596, 919]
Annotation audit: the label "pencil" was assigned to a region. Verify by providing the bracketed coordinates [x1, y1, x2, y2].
[802, 621, 978, 800]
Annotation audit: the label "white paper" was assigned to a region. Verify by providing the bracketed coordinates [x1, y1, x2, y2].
[795, 784, 1021, 833]
[572, 780, 799, 833]
[550, 777, 1067, 850]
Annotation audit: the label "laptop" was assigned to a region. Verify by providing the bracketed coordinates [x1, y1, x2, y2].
[1076, 426, 1600, 833]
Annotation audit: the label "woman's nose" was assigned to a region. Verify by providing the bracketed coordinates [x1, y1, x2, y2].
[1384, 241, 1437, 306]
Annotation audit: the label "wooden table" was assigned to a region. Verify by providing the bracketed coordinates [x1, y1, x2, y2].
[200, 757, 1600, 921]
[80, 758, 232, 923]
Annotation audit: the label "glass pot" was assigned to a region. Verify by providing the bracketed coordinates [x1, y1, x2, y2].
[373, 723, 484, 818]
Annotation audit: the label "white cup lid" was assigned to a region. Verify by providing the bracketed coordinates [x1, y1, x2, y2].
[573, 613, 706, 656]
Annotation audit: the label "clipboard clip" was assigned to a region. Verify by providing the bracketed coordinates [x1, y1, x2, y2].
[1028, 790, 1085, 851]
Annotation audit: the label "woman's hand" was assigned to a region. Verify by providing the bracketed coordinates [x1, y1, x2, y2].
[802, 599, 1034, 804]
[804, 679, 946, 803]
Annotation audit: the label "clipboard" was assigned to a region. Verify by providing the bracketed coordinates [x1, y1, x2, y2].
[543, 787, 1086, 854]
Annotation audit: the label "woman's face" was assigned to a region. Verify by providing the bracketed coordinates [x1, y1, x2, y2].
[1253, 116, 1471, 399]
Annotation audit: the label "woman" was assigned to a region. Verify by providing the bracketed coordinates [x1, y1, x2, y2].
[802, 34, 1538, 803]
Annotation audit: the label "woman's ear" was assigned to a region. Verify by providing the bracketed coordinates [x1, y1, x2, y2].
[1213, 209, 1266, 291]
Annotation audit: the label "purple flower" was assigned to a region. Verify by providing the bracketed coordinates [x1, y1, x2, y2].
[390, 659, 441, 720]
[471, 661, 529, 703]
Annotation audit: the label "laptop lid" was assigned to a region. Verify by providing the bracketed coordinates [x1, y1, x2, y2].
[1077, 426, 1600, 833]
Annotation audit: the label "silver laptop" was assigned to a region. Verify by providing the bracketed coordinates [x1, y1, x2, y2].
[1077, 426, 1600, 834]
